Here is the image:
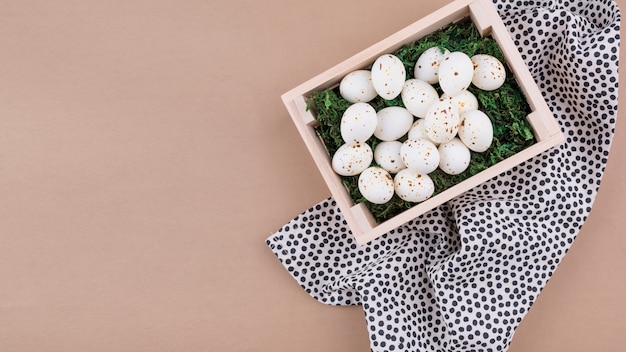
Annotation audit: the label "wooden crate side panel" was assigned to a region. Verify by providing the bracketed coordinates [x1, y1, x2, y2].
[282, 97, 367, 236]
[478, 0, 563, 140]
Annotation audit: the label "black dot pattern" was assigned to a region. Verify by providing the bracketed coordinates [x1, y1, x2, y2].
[266, 1, 620, 351]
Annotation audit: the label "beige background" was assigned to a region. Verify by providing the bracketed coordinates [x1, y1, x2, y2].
[1, 0, 624, 351]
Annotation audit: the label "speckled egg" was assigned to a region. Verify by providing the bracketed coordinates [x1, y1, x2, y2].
[374, 106, 414, 142]
[441, 90, 479, 114]
[438, 51, 474, 96]
[414, 46, 450, 84]
[458, 109, 494, 152]
[393, 168, 435, 202]
[374, 141, 405, 174]
[423, 97, 461, 144]
[400, 138, 440, 175]
[339, 70, 378, 103]
[471, 54, 506, 91]
[358, 167, 395, 204]
[340, 102, 377, 145]
[331, 142, 373, 176]
[407, 118, 437, 145]
[438, 137, 471, 175]
[401, 79, 439, 118]
[371, 54, 406, 100]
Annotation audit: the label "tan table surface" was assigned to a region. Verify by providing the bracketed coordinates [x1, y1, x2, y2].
[1, 1, 624, 351]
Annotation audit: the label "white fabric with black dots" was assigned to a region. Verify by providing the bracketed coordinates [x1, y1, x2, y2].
[266, 1, 621, 351]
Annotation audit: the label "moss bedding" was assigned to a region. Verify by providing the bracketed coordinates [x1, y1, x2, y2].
[307, 19, 536, 223]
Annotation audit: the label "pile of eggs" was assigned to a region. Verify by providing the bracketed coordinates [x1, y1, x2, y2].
[331, 47, 507, 205]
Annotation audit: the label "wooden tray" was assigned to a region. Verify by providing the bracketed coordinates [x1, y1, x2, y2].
[281, 0, 564, 245]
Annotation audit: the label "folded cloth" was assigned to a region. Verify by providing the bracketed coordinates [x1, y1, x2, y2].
[266, 1, 621, 351]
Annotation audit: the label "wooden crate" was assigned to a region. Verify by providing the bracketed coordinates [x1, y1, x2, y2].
[281, 0, 564, 245]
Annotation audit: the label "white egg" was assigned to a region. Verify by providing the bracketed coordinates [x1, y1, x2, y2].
[441, 90, 479, 114]
[414, 46, 450, 84]
[374, 141, 405, 174]
[400, 138, 440, 175]
[438, 138, 471, 175]
[424, 97, 461, 144]
[393, 168, 435, 202]
[374, 106, 414, 141]
[371, 54, 406, 100]
[331, 143, 373, 176]
[339, 70, 378, 103]
[340, 102, 377, 145]
[401, 79, 439, 118]
[458, 109, 494, 152]
[407, 119, 437, 145]
[438, 51, 474, 96]
[471, 54, 506, 91]
[358, 167, 395, 204]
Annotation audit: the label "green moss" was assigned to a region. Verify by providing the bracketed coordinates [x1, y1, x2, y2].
[307, 19, 535, 223]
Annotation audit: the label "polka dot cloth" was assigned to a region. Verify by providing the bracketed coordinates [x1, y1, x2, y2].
[266, 1, 621, 351]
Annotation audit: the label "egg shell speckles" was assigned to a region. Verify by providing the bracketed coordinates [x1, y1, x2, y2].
[400, 138, 440, 175]
[441, 90, 479, 114]
[424, 97, 461, 144]
[371, 54, 406, 100]
[407, 119, 437, 145]
[438, 137, 471, 175]
[358, 167, 395, 204]
[339, 70, 378, 103]
[414, 47, 450, 84]
[401, 79, 439, 118]
[374, 141, 406, 174]
[458, 109, 494, 152]
[438, 51, 474, 96]
[374, 106, 414, 142]
[393, 168, 435, 202]
[331, 143, 373, 176]
[471, 54, 506, 91]
[340, 102, 377, 145]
